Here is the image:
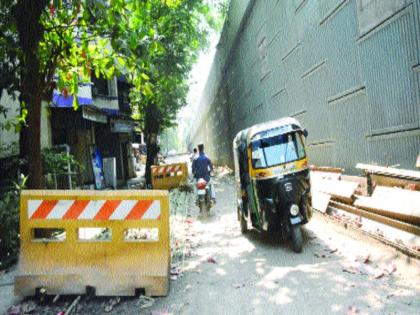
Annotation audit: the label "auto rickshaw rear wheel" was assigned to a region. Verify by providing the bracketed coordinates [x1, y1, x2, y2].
[290, 225, 303, 253]
[238, 208, 248, 234]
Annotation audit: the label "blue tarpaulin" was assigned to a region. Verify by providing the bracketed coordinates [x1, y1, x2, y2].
[51, 93, 126, 118]
[51, 93, 93, 107]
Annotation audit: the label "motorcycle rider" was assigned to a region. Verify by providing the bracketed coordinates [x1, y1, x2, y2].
[192, 143, 216, 204]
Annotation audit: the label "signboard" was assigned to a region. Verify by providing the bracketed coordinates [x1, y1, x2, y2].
[110, 118, 135, 133]
[82, 106, 107, 124]
[89, 145, 106, 190]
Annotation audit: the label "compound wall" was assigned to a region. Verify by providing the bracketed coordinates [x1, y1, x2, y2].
[189, 0, 420, 173]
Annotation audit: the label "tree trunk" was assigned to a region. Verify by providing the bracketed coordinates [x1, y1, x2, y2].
[144, 102, 161, 187]
[14, 1, 48, 189]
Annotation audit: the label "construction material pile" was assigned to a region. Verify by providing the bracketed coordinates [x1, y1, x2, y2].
[310, 164, 420, 254]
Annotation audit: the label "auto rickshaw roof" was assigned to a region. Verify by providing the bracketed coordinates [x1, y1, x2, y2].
[234, 117, 304, 147]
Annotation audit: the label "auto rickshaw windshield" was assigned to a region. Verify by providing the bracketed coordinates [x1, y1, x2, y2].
[251, 132, 305, 169]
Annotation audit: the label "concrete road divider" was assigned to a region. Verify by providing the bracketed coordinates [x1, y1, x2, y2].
[151, 163, 188, 190]
[15, 190, 170, 297]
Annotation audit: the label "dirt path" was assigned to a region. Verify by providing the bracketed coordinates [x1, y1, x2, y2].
[1, 173, 419, 314]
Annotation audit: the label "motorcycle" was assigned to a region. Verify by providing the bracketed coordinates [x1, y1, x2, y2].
[196, 178, 214, 214]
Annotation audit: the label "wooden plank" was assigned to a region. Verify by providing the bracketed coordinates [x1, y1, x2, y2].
[340, 175, 368, 196]
[311, 192, 331, 213]
[329, 201, 420, 236]
[354, 191, 420, 226]
[370, 174, 420, 190]
[356, 163, 420, 181]
[312, 178, 358, 202]
[310, 165, 344, 173]
[372, 186, 420, 204]
[311, 171, 341, 181]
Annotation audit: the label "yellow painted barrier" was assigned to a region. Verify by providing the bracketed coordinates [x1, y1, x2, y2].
[151, 162, 188, 190]
[15, 190, 170, 297]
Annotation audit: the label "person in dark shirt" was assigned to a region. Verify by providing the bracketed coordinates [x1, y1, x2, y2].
[192, 143, 216, 202]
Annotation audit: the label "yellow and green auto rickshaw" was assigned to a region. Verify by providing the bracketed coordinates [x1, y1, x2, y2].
[233, 117, 312, 252]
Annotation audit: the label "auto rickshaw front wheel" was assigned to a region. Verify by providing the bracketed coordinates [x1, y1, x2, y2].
[290, 225, 303, 253]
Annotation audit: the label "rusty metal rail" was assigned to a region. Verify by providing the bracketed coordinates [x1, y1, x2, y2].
[329, 200, 420, 236]
[316, 209, 420, 260]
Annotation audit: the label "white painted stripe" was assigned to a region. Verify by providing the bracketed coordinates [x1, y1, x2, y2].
[109, 200, 137, 220]
[28, 200, 43, 218]
[142, 200, 161, 219]
[78, 200, 106, 219]
[159, 167, 165, 174]
[47, 200, 74, 219]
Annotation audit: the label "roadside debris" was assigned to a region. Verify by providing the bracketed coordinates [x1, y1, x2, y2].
[7, 305, 22, 315]
[373, 270, 385, 279]
[355, 254, 370, 264]
[342, 258, 398, 280]
[328, 247, 338, 254]
[385, 261, 397, 274]
[170, 265, 182, 281]
[346, 305, 359, 315]
[215, 166, 234, 178]
[64, 296, 81, 315]
[314, 252, 327, 258]
[104, 297, 120, 313]
[38, 287, 47, 304]
[311, 163, 420, 255]
[137, 295, 155, 309]
[207, 256, 217, 264]
[21, 301, 36, 314]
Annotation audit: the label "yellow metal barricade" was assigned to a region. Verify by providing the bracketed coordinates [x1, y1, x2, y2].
[15, 190, 170, 297]
[151, 162, 188, 190]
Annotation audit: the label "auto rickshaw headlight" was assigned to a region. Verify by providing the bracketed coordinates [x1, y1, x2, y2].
[290, 204, 299, 216]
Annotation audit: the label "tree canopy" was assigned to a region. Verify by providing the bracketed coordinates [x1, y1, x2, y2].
[0, 0, 226, 187]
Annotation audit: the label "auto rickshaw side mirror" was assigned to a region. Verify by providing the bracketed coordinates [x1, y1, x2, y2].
[303, 129, 308, 138]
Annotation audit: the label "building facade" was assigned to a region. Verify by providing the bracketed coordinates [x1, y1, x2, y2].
[0, 75, 136, 188]
[50, 75, 136, 187]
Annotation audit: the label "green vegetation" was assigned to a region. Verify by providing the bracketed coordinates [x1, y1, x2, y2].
[0, 176, 26, 270]
[0, 0, 226, 188]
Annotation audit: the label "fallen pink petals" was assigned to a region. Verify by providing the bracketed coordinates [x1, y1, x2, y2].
[346, 305, 359, 315]
[374, 270, 385, 279]
[207, 257, 217, 264]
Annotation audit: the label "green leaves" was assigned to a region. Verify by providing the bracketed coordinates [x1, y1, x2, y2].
[1, 0, 220, 146]
[140, 73, 150, 81]
[72, 94, 79, 110]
